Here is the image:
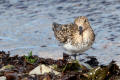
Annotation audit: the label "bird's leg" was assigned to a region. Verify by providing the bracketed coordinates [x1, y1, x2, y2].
[72, 54, 77, 60]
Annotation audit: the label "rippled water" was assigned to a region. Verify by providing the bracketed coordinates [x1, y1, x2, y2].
[0, 0, 120, 65]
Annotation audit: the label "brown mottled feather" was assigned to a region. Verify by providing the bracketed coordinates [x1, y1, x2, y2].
[52, 22, 76, 43]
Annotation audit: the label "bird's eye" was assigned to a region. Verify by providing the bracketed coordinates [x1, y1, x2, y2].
[84, 19, 87, 22]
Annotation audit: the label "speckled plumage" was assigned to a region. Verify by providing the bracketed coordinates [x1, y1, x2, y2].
[52, 16, 95, 59]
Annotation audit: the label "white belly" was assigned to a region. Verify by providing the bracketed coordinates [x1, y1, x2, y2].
[63, 42, 91, 54]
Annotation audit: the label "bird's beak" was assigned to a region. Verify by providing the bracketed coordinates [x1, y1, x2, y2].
[79, 26, 83, 35]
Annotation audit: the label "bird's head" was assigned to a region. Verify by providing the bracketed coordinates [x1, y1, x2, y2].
[74, 16, 90, 35]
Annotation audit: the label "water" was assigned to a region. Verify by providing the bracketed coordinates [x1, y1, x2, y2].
[0, 0, 120, 65]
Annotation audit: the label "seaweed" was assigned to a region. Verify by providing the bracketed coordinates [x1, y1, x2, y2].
[0, 51, 120, 80]
[24, 51, 37, 64]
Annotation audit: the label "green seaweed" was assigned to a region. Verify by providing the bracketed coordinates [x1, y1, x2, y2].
[53, 60, 87, 73]
[24, 51, 37, 64]
[1, 65, 15, 70]
[62, 60, 82, 72]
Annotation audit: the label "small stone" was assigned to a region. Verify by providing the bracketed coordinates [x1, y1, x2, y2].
[0, 65, 15, 71]
[29, 64, 60, 75]
[0, 76, 6, 80]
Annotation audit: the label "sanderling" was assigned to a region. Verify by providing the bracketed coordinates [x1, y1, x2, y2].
[52, 16, 95, 59]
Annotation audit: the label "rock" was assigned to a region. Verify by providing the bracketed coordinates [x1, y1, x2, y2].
[4, 72, 18, 80]
[29, 64, 60, 75]
[0, 65, 15, 71]
[0, 76, 6, 80]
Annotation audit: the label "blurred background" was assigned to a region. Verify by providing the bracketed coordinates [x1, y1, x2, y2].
[0, 0, 120, 65]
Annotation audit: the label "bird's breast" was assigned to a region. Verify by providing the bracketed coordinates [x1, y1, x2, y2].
[63, 29, 94, 53]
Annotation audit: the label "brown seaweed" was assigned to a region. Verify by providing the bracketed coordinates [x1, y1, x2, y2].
[0, 51, 120, 80]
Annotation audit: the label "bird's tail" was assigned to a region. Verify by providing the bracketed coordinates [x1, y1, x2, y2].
[52, 22, 61, 31]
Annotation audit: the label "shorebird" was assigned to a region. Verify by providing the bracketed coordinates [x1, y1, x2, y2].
[52, 16, 95, 60]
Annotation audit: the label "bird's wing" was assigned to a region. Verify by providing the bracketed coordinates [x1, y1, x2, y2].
[52, 22, 73, 43]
